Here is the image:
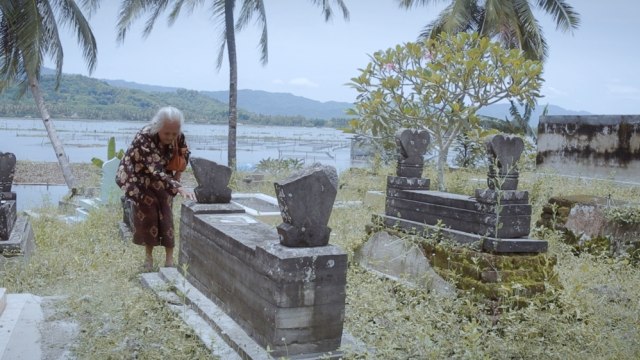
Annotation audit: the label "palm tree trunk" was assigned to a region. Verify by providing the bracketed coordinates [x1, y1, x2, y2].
[27, 72, 78, 192]
[225, 0, 238, 170]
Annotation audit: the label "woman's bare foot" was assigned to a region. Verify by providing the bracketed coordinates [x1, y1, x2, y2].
[143, 260, 153, 272]
[165, 246, 175, 267]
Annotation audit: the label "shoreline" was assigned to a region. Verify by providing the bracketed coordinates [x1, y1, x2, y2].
[13, 161, 196, 187]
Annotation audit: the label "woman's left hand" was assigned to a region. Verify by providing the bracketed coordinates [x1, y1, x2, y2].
[178, 187, 196, 201]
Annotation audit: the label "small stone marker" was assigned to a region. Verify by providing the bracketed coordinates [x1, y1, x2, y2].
[274, 163, 338, 247]
[395, 128, 430, 178]
[0, 152, 16, 200]
[100, 158, 121, 203]
[190, 157, 232, 204]
[485, 134, 524, 190]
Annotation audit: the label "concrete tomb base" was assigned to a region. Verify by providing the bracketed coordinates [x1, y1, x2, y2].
[0, 216, 36, 264]
[179, 201, 348, 358]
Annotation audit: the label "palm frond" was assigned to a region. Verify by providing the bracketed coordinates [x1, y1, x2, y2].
[54, 0, 98, 73]
[236, 0, 268, 65]
[535, 0, 580, 32]
[117, 0, 160, 42]
[308, 0, 349, 21]
[211, 0, 228, 70]
[38, 0, 64, 87]
[396, 0, 448, 9]
[514, 0, 546, 60]
[80, 0, 101, 16]
[142, 0, 170, 38]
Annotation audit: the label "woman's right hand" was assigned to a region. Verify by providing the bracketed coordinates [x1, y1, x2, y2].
[178, 187, 196, 201]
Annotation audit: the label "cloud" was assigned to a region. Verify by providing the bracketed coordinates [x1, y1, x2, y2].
[289, 77, 319, 88]
[272, 78, 284, 84]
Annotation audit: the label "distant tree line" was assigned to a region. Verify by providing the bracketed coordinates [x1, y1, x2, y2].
[0, 73, 347, 128]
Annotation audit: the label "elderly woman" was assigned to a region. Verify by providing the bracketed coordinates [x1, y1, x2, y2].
[116, 106, 196, 270]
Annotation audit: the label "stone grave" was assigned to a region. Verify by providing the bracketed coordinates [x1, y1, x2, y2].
[537, 195, 640, 260]
[0, 152, 36, 264]
[175, 163, 354, 358]
[358, 130, 557, 300]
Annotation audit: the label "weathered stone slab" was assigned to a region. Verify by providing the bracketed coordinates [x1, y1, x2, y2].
[482, 238, 548, 253]
[0, 192, 15, 201]
[354, 231, 455, 296]
[190, 157, 233, 204]
[0, 200, 17, 240]
[180, 200, 245, 226]
[0, 152, 16, 193]
[0, 216, 35, 260]
[389, 189, 531, 215]
[475, 189, 529, 204]
[386, 197, 531, 238]
[374, 214, 547, 253]
[274, 164, 337, 247]
[387, 176, 430, 191]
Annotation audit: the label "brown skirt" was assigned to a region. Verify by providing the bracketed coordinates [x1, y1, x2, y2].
[129, 189, 175, 248]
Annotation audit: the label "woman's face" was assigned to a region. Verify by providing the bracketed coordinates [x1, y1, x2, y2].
[158, 120, 181, 145]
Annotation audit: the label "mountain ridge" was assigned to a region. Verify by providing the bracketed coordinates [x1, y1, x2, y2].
[102, 78, 591, 124]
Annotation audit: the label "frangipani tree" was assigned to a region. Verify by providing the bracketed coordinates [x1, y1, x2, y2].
[348, 32, 543, 191]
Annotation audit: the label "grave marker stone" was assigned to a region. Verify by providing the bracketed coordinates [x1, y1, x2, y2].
[485, 134, 524, 190]
[274, 163, 338, 247]
[395, 128, 429, 178]
[0, 152, 16, 201]
[100, 158, 121, 203]
[190, 157, 232, 204]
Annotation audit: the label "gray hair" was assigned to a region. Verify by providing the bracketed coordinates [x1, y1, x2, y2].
[148, 106, 184, 134]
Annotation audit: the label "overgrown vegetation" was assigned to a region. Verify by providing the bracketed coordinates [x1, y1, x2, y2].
[1, 166, 639, 359]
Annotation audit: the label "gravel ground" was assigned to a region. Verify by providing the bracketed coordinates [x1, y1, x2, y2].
[14, 161, 197, 188]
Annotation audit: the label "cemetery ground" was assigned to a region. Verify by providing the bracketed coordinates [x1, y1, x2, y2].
[1, 162, 640, 359]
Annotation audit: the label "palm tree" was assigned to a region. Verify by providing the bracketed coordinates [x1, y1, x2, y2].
[0, 0, 98, 191]
[397, 0, 580, 61]
[117, 0, 348, 170]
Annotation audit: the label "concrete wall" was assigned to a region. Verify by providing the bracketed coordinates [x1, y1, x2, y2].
[537, 115, 640, 182]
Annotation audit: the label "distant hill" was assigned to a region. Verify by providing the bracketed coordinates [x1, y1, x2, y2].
[203, 89, 352, 120]
[477, 103, 591, 128]
[102, 76, 590, 123]
[5, 70, 588, 127]
[0, 73, 329, 126]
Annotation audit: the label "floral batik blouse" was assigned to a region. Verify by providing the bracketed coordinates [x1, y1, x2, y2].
[116, 126, 189, 200]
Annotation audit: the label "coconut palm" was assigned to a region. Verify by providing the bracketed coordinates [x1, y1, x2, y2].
[0, 0, 98, 191]
[117, 0, 348, 169]
[397, 0, 580, 61]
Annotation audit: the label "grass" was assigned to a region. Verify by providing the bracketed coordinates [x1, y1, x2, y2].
[1, 165, 639, 359]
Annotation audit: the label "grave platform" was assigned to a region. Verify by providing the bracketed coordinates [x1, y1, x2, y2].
[142, 268, 368, 359]
[0, 216, 36, 263]
[179, 201, 350, 358]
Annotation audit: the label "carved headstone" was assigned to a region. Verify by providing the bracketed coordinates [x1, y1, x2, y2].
[190, 157, 232, 204]
[395, 128, 430, 178]
[0, 152, 16, 201]
[274, 163, 338, 247]
[485, 134, 524, 190]
[100, 158, 121, 203]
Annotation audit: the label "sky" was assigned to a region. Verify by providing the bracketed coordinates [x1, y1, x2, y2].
[51, 1, 640, 115]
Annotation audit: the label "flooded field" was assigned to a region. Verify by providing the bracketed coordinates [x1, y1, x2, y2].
[0, 118, 354, 172]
